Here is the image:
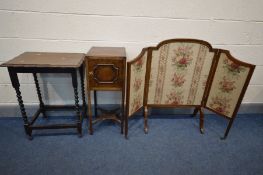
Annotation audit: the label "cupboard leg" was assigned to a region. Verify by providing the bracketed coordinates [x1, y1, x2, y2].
[87, 90, 93, 135]
[94, 90, 98, 118]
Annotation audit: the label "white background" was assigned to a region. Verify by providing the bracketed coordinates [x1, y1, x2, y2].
[0, 0, 262, 106]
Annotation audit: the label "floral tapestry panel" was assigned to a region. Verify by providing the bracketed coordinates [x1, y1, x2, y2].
[147, 42, 214, 105]
[128, 51, 148, 116]
[206, 52, 249, 118]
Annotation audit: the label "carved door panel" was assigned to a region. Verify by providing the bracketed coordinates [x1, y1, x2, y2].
[88, 59, 124, 90]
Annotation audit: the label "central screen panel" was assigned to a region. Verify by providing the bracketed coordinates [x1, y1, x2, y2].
[147, 42, 215, 105]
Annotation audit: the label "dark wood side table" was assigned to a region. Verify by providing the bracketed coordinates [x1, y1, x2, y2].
[86, 47, 126, 135]
[1, 52, 86, 140]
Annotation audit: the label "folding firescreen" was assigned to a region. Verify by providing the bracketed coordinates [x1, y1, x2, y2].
[125, 39, 255, 139]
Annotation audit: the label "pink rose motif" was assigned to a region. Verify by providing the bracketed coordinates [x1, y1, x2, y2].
[219, 76, 236, 93]
[171, 73, 185, 87]
[131, 95, 142, 113]
[134, 58, 144, 72]
[172, 45, 193, 69]
[223, 58, 246, 75]
[178, 57, 188, 65]
[165, 91, 183, 105]
[209, 96, 231, 115]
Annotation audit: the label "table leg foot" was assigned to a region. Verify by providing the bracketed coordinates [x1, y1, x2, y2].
[78, 133, 82, 138]
[24, 125, 33, 140]
[77, 122, 82, 138]
[42, 109, 47, 119]
[27, 135, 33, 140]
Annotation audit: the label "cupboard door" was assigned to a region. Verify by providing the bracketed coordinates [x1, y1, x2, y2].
[87, 58, 125, 90]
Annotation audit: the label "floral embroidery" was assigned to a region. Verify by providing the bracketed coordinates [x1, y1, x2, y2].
[131, 95, 142, 113]
[223, 58, 246, 75]
[219, 76, 236, 93]
[207, 54, 250, 118]
[171, 73, 185, 87]
[172, 44, 193, 69]
[209, 96, 231, 115]
[133, 78, 142, 92]
[133, 57, 144, 72]
[165, 91, 184, 105]
[129, 52, 147, 115]
[147, 43, 216, 106]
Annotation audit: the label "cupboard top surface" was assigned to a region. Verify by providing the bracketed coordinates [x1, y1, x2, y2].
[1, 52, 85, 68]
[87, 47, 126, 58]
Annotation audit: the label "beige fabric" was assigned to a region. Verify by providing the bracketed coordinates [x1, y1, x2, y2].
[128, 51, 148, 116]
[206, 53, 250, 118]
[148, 42, 214, 105]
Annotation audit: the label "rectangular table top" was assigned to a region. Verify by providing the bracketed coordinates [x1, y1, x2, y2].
[87, 47, 126, 58]
[1, 52, 85, 68]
